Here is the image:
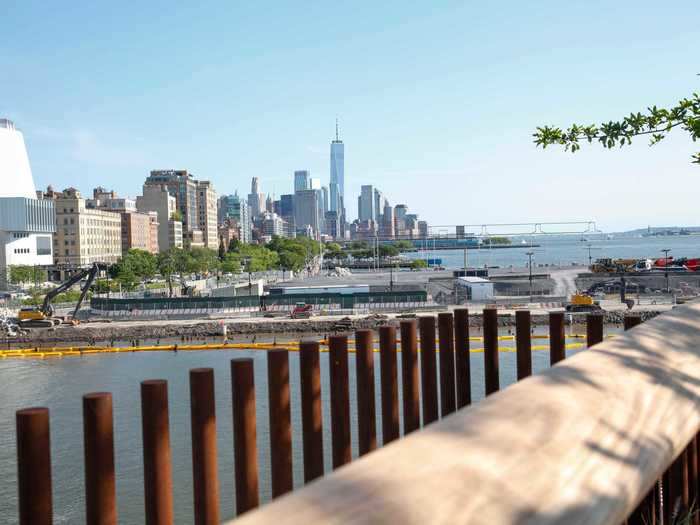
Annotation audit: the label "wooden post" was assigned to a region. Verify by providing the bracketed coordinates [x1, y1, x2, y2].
[231, 358, 259, 515]
[483, 308, 499, 395]
[189, 369, 219, 525]
[549, 312, 566, 365]
[691, 434, 699, 525]
[141, 380, 174, 525]
[624, 314, 642, 331]
[299, 341, 324, 482]
[267, 350, 293, 498]
[419, 316, 439, 424]
[628, 485, 656, 525]
[16, 407, 52, 525]
[400, 320, 420, 433]
[586, 313, 604, 348]
[355, 330, 377, 455]
[438, 312, 456, 416]
[83, 393, 117, 525]
[515, 310, 532, 380]
[454, 308, 471, 408]
[329, 334, 351, 468]
[379, 325, 400, 444]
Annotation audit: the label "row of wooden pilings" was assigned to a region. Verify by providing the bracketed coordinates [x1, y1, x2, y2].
[16, 309, 665, 525]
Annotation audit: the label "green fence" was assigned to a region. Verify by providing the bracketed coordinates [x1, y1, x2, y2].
[90, 290, 427, 312]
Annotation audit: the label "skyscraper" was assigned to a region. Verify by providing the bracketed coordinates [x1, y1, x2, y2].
[294, 189, 319, 239]
[358, 185, 375, 222]
[294, 170, 310, 192]
[321, 186, 329, 215]
[329, 119, 344, 214]
[247, 177, 264, 217]
[373, 188, 383, 223]
[219, 192, 251, 243]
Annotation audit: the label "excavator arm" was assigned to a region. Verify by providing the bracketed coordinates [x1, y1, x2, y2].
[41, 263, 100, 318]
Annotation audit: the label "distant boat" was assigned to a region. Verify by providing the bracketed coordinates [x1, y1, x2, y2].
[606, 234, 614, 240]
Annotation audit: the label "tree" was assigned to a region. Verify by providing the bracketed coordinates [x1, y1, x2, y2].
[227, 238, 240, 253]
[188, 247, 220, 275]
[220, 253, 241, 274]
[8, 265, 46, 285]
[410, 259, 428, 270]
[171, 210, 183, 222]
[378, 244, 399, 258]
[534, 92, 700, 164]
[218, 238, 226, 261]
[393, 240, 414, 252]
[110, 249, 157, 290]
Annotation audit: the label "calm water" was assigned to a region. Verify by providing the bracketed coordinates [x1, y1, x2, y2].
[407, 235, 700, 268]
[0, 327, 589, 524]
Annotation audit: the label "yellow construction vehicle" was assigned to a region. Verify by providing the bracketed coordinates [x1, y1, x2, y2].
[18, 263, 99, 328]
[565, 293, 602, 312]
[590, 258, 638, 273]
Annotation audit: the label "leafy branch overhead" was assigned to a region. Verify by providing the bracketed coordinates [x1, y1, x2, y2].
[533, 92, 700, 164]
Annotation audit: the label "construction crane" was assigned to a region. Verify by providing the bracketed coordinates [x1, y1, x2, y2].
[18, 263, 100, 328]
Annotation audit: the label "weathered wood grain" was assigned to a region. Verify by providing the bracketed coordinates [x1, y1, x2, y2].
[229, 304, 700, 524]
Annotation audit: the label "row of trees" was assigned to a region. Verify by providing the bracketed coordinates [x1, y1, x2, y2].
[10, 236, 420, 293]
[104, 236, 324, 291]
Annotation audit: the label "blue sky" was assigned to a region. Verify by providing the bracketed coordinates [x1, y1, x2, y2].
[2, 1, 699, 231]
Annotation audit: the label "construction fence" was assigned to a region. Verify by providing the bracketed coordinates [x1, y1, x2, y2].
[90, 290, 429, 316]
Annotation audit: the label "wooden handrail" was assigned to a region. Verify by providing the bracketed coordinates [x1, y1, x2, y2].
[229, 304, 700, 524]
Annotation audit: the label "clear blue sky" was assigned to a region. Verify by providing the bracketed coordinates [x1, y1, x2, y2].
[2, 1, 698, 231]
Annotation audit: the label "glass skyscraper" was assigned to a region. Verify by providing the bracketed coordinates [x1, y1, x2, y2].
[329, 121, 344, 214]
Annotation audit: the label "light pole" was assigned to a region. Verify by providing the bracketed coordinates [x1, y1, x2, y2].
[584, 244, 600, 268]
[662, 248, 671, 293]
[526, 251, 534, 302]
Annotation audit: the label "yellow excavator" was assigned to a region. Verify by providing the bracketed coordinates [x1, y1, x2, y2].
[18, 263, 100, 328]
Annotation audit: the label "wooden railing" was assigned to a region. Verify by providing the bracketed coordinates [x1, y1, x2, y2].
[13, 305, 700, 524]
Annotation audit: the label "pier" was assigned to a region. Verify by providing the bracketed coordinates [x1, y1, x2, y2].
[12, 305, 700, 523]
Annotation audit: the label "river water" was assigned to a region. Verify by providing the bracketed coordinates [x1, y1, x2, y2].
[406, 235, 700, 268]
[0, 327, 595, 523]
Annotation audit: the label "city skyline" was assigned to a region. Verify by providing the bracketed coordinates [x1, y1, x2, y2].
[2, 2, 699, 231]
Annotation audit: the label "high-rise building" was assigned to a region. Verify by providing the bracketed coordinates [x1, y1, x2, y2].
[46, 188, 122, 266]
[394, 204, 408, 238]
[247, 177, 264, 217]
[310, 177, 321, 190]
[280, 194, 295, 220]
[381, 203, 395, 238]
[418, 221, 429, 238]
[145, 170, 198, 231]
[219, 193, 251, 243]
[0, 119, 55, 287]
[144, 170, 215, 247]
[294, 170, 310, 193]
[373, 188, 383, 223]
[329, 120, 344, 214]
[293, 189, 319, 239]
[358, 185, 375, 222]
[137, 184, 183, 251]
[261, 212, 286, 238]
[196, 181, 218, 249]
[324, 211, 340, 239]
[321, 186, 329, 215]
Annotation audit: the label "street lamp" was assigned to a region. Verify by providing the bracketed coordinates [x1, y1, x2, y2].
[526, 251, 534, 302]
[661, 248, 671, 293]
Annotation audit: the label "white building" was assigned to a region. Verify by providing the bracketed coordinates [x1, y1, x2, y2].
[455, 276, 494, 302]
[0, 119, 55, 288]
